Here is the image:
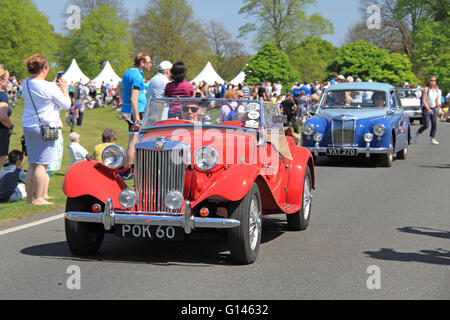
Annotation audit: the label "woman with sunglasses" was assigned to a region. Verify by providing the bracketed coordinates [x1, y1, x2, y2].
[414, 76, 442, 145]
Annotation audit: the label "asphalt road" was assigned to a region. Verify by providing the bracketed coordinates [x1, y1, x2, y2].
[1, 122, 449, 300]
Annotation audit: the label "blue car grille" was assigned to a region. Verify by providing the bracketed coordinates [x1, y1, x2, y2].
[331, 119, 356, 146]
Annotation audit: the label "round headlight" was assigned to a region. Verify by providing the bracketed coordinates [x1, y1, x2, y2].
[313, 132, 323, 142]
[165, 191, 184, 210]
[102, 145, 125, 169]
[373, 124, 387, 137]
[302, 124, 315, 136]
[119, 189, 137, 209]
[194, 146, 219, 171]
[364, 133, 374, 143]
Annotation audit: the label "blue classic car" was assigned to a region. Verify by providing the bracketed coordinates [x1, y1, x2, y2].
[301, 82, 410, 167]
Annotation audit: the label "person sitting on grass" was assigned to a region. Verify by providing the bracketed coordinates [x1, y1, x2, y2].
[0, 150, 27, 203]
[93, 128, 118, 161]
[67, 132, 89, 165]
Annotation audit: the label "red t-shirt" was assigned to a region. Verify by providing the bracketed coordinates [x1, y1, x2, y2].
[165, 81, 194, 113]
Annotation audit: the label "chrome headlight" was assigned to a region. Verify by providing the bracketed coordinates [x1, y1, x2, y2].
[119, 189, 137, 209]
[302, 124, 315, 136]
[314, 132, 323, 142]
[165, 191, 184, 210]
[364, 133, 374, 143]
[373, 124, 387, 137]
[102, 145, 125, 169]
[194, 146, 219, 171]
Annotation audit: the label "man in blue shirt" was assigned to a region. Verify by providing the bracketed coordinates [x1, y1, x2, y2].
[0, 150, 27, 203]
[299, 82, 311, 97]
[121, 52, 152, 170]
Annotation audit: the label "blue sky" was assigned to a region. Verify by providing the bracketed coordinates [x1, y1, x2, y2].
[34, 0, 362, 51]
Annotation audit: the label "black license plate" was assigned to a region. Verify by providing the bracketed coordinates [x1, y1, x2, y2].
[326, 147, 358, 156]
[115, 225, 184, 241]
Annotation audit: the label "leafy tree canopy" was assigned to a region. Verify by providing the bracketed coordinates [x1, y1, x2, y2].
[326, 40, 418, 85]
[61, 5, 134, 78]
[0, 0, 59, 79]
[244, 42, 299, 88]
[238, 0, 333, 50]
[287, 37, 337, 83]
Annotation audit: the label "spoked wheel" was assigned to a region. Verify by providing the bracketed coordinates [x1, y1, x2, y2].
[287, 167, 313, 231]
[228, 184, 262, 265]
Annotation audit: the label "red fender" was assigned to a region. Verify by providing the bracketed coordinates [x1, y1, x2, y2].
[63, 161, 127, 206]
[286, 147, 315, 206]
[191, 164, 260, 206]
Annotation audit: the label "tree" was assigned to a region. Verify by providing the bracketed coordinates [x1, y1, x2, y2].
[205, 21, 248, 81]
[61, 5, 134, 78]
[244, 42, 299, 88]
[412, 18, 450, 93]
[286, 37, 337, 82]
[0, 0, 59, 79]
[326, 41, 418, 85]
[238, 0, 333, 50]
[67, 0, 127, 17]
[133, 0, 208, 79]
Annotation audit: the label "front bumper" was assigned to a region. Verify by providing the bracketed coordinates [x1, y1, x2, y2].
[404, 110, 422, 119]
[65, 198, 240, 235]
[306, 143, 391, 158]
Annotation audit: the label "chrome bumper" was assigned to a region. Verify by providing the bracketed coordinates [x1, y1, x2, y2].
[65, 199, 240, 235]
[307, 143, 391, 158]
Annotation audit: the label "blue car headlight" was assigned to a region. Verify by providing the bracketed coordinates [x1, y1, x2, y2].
[373, 124, 387, 137]
[302, 124, 315, 136]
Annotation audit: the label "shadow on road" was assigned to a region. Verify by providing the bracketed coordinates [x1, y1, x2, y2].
[363, 248, 450, 265]
[314, 155, 382, 168]
[419, 164, 450, 169]
[397, 226, 450, 240]
[20, 218, 287, 266]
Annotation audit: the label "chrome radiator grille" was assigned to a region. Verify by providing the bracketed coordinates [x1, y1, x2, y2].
[135, 148, 186, 213]
[331, 118, 356, 146]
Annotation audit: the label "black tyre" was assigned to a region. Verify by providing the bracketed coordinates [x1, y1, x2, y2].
[228, 184, 262, 265]
[287, 166, 313, 231]
[380, 136, 394, 167]
[65, 196, 105, 256]
[396, 145, 407, 160]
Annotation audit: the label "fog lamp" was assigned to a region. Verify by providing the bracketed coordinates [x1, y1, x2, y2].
[313, 132, 323, 142]
[364, 133, 374, 143]
[165, 191, 184, 210]
[119, 189, 137, 209]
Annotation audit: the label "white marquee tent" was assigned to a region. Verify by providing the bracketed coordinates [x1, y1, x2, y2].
[92, 61, 122, 88]
[230, 71, 246, 86]
[62, 59, 90, 84]
[190, 62, 225, 85]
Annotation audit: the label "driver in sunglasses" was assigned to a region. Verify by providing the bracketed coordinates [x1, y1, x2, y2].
[181, 102, 202, 123]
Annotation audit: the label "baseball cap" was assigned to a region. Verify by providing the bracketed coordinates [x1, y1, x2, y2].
[158, 61, 173, 71]
[337, 75, 345, 80]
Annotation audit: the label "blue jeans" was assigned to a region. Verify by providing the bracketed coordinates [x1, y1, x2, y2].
[418, 107, 438, 138]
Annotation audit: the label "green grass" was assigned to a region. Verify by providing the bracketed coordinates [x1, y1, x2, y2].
[0, 99, 130, 223]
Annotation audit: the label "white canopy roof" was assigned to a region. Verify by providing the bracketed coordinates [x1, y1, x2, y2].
[190, 62, 224, 85]
[92, 61, 122, 88]
[230, 71, 246, 86]
[62, 59, 90, 84]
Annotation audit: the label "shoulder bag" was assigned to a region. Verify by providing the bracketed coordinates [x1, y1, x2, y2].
[26, 79, 59, 141]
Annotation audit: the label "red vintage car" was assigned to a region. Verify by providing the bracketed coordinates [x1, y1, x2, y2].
[64, 98, 315, 264]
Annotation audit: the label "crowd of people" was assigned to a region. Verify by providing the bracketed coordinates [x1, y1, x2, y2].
[1, 52, 450, 205]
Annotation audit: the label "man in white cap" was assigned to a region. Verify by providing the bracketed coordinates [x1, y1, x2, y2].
[146, 61, 172, 120]
[147, 61, 173, 100]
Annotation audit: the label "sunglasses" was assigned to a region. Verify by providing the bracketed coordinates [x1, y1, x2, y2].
[183, 106, 200, 113]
